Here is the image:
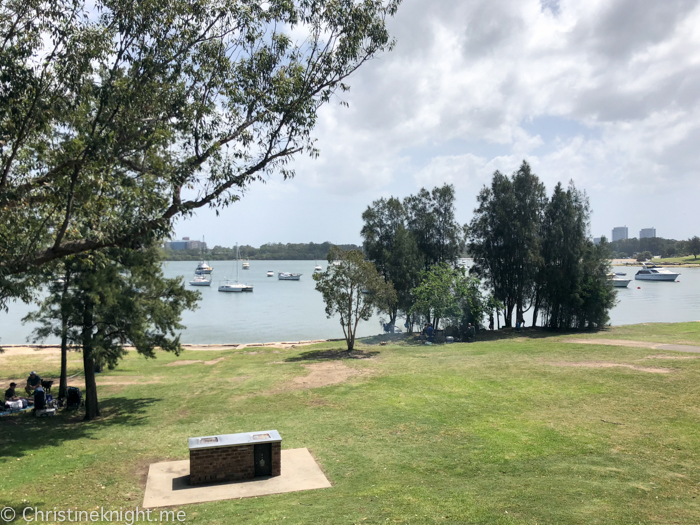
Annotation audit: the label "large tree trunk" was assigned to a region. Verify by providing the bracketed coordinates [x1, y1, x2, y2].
[82, 304, 99, 421]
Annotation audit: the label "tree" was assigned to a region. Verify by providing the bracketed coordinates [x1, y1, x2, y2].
[537, 182, 615, 329]
[404, 184, 466, 269]
[636, 251, 653, 262]
[25, 246, 199, 420]
[467, 161, 546, 327]
[410, 263, 485, 333]
[361, 198, 422, 327]
[23, 261, 75, 398]
[0, 0, 402, 307]
[313, 247, 396, 351]
[688, 236, 700, 259]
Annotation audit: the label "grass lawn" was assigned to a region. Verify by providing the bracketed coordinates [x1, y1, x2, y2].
[655, 256, 700, 266]
[2, 323, 700, 524]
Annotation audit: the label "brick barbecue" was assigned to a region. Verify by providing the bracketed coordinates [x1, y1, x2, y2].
[188, 430, 281, 485]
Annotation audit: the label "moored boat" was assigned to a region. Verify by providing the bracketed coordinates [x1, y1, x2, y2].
[267, 270, 274, 277]
[195, 261, 213, 275]
[189, 275, 212, 287]
[634, 263, 680, 281]
[278, 272, 302, 281]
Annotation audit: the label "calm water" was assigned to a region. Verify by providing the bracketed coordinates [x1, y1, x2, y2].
[1, 262, 699, 344]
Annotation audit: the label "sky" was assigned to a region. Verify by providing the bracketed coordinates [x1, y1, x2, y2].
[175, 0, 700, 248]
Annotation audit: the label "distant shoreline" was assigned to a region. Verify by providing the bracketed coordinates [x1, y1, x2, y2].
[611, 259, 699, 268]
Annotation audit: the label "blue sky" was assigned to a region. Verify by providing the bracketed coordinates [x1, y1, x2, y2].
[175, 0, 700, 247]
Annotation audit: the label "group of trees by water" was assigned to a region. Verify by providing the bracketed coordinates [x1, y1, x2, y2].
[609, 236, 700, 260]
[355, 162, 616, 339]
[161, 242, 361, 261]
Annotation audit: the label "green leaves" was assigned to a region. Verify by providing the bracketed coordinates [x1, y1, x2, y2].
[410, 263, 484, 332]
[0, 0, 402, 305]
[313, 246, 396, 350]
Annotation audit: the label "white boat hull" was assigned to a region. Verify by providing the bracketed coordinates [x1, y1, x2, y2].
[635, 274, 679, 281]
[278, 273, 301, 281]
[189, 280, 212, 287]
[611, 279, 631, 287]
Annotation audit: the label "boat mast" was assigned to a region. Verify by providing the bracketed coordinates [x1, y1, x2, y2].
[236, 243, 239, 283]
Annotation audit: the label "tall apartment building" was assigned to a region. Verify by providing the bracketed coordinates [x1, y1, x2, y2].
[639, 227, 656, 239]
[612, 226, 628, 242]
[164, 237, 207, 251]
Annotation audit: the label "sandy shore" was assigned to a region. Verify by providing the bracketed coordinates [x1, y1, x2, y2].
[0, 339, 336, 357]
[611, 259, 699, 268]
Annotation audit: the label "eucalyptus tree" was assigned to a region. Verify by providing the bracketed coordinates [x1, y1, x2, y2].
[24, 246, 199, 420]
[313, 247, 396, 351]
[537, 182, 614, 329]
[361, 197, 422, 326]
[404, 184, 466, 270]
[0, 0, 402, 307]
[467, 162, 546, 327]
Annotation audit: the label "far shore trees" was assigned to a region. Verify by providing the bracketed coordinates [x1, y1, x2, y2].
[24, 247, 198, 420]
[314, 247, 396, 351]
[688, 236, 700, 259]
[0, 0, 402, 309]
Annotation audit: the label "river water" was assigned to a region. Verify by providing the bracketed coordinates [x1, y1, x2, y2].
[1, 262, 699, 344]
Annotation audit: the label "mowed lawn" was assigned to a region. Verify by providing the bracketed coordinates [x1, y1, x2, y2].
[2, 322, 700, 524]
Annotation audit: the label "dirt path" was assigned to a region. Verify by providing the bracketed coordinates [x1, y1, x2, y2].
[565, 338, 700, 354]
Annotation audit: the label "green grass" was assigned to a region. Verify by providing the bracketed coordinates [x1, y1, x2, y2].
[655, 256, 700, 266]
[3, 324, 700, 524]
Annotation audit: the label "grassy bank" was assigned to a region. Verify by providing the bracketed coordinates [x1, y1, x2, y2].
[2, 323, 700, 524]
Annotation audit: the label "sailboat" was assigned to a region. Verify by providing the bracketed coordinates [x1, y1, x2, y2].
[218, 244, 253, 292]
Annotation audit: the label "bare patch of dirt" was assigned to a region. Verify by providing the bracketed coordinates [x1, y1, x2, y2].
[644, 354, 700, 360]
[276, 362, 373, 391]
[548, 361, 672, 374]
[203, 357, 225, 365]
[166, 360, 201, 366]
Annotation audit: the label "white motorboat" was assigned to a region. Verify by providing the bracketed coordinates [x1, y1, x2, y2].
[314, 264, 322, 273]
[267, 270, 274, 277]
[218, 280, 253, 292]
[278, 272, 302, 281]
[608, 274, 631, 288]
[634, 263, 680, 282]
[242, 261, 250, 270]
[195, 261, 213, 275]
[189, 275, 212, 287]
[218, 244, 253, 292]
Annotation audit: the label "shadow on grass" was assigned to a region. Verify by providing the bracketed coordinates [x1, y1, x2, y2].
[0, 396, 160, 459]
[360, 326, 609, 346]
[0, 498, 48, 523]
[285, 347, 379, 362]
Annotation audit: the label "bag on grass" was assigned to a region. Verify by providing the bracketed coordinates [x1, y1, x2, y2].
[67, 387, 82, 409]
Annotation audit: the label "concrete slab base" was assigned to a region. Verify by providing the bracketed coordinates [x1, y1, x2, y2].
[143, 448, 331, 508]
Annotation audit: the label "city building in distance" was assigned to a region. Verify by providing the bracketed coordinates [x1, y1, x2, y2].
[164, 237, 207, 251]
[593, 237, 601, 245]
[612, 226, 628, 242]
[640, 227, 656, 239]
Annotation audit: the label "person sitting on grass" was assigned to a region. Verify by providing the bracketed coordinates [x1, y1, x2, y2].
[5, 382, 18, 402]
[25, 371, 41, 395]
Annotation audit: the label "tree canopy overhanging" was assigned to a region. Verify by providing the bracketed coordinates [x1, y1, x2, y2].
[0, 0, 401, 306]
